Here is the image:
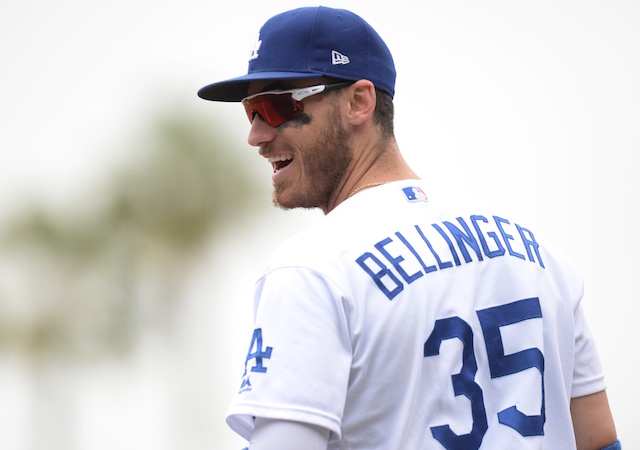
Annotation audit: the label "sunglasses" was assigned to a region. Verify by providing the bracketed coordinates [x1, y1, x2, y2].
[241, 82, 353, 128]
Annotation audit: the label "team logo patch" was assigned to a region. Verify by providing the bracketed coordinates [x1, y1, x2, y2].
[402, 186, 428, 202]
[239, 328, 272, 394]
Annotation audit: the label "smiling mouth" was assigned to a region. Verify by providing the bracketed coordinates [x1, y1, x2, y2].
[268, 155, 294, 173]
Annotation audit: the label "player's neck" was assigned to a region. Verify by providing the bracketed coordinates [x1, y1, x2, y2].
[324, 141, 420, 214]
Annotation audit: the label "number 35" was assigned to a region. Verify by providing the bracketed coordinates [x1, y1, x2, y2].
[424, 297, 545, 450]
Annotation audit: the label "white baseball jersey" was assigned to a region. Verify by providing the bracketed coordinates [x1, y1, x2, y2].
[226, 180, 606, 450]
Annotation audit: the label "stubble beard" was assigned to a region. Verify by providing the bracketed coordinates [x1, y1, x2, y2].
[272, 109, 353, 212]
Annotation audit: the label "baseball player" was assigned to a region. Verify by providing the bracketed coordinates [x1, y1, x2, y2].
[198, 6, 620, 450]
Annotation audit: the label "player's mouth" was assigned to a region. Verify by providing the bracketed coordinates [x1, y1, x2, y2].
[268, 154, 294, 174]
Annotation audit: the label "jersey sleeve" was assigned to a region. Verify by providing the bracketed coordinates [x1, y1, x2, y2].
[571, 296, 607, 397]
[226, 266, 352, 442]
[545, 244, 607, 399]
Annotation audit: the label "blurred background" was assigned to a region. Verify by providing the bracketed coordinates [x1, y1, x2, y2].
[0, 0, 637, 448]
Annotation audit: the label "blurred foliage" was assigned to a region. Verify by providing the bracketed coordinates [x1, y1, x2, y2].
[0, 106, 261, 360]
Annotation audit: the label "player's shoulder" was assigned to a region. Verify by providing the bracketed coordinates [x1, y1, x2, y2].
[262, 215, 344, 273]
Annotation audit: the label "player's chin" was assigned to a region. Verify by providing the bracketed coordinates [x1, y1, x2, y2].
[272, 189, 301, 210]
[272, 183, 319, 210]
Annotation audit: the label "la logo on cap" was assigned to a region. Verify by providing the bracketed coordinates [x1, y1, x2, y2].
[249, 33, 262, 61]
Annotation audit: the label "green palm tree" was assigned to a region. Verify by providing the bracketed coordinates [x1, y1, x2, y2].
[0, 107, 262, 359]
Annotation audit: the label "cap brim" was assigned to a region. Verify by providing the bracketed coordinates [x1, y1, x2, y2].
[197, 71, 324, 102]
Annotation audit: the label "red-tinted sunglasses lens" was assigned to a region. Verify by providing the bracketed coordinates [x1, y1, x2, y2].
[242, 93, 303, 128]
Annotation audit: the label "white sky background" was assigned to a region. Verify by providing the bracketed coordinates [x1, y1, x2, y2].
[1, 0, 639, 448]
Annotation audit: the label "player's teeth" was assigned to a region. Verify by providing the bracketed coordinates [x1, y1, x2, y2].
[268, 155, 293, 163]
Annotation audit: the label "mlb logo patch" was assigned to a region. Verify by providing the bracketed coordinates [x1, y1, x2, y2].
[402, 186, 428, 202]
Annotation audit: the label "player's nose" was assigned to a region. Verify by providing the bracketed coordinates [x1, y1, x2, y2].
[248, 114, 277, 148]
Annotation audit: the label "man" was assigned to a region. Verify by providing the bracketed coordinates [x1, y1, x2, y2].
[198, 6, 619, 450]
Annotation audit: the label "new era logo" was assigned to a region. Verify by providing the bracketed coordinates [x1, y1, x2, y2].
[332, 50, 350, 65]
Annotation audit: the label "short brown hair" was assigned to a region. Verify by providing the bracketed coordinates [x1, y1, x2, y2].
[373, 89, 394, 138]
[325, 79, 395, 138]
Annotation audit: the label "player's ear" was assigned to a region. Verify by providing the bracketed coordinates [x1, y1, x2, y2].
[345, 80, 376, 126]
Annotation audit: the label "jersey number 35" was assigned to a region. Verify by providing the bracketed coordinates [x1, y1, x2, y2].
[424, 297, 545, 450]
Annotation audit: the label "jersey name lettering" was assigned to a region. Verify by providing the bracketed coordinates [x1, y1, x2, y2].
[356, 215, 544, 300]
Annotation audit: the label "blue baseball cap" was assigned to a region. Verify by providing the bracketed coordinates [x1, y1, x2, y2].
[197, 6, 396, 102]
